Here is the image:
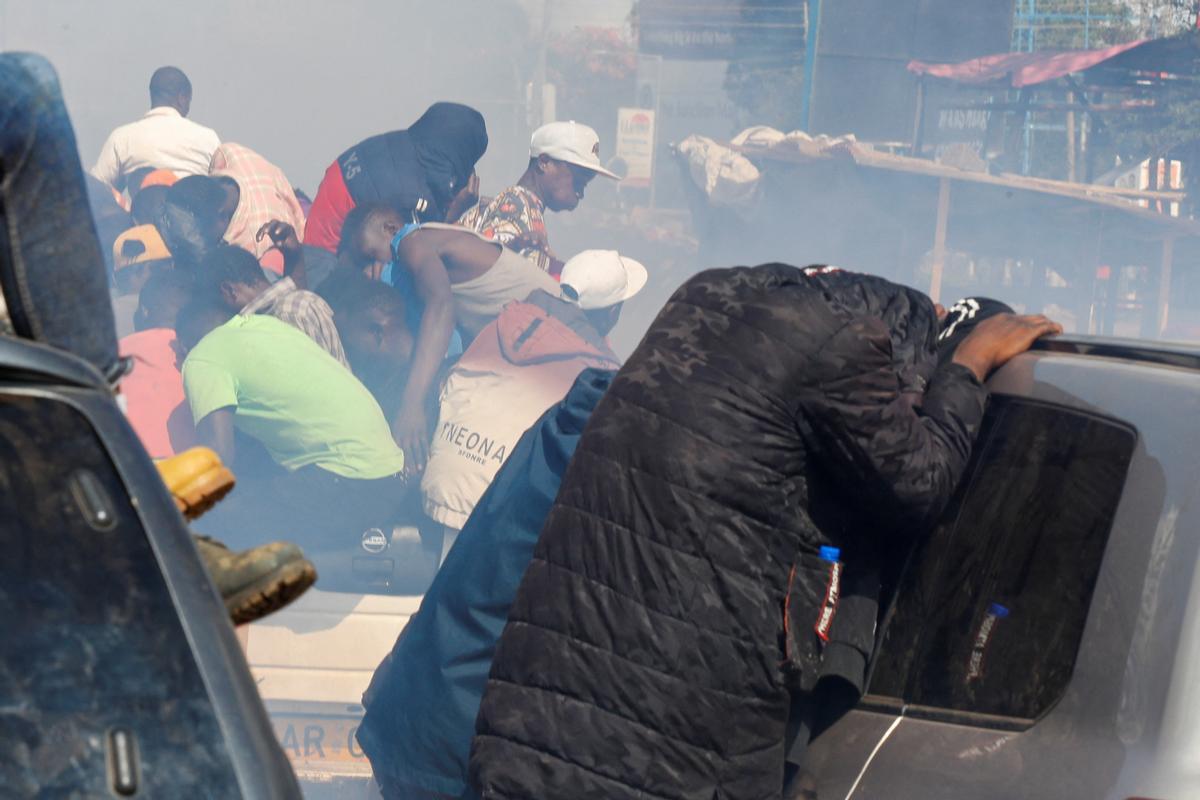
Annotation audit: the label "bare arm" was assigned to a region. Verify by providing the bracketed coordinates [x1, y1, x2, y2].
[443, 172, 480, 223]
[391, 234, 455, 471]
[257, 220, 307, 289]
[195, 407, 237, 467]
[803, 313, 1060, 525]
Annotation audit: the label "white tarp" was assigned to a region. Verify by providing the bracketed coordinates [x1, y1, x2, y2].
[678, 127, 860, 212]
[677, 134, 762, 212]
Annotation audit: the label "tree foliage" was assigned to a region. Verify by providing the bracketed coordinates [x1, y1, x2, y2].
[1015, 0, 1196, 49]
[548, 26, 638, 126]
[723, 58, 806, 133]
[1057, 2, 1200, 164]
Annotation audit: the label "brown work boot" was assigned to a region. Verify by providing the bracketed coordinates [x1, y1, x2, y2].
[194, 536, 317, 625]
[157, 447, 236, 521]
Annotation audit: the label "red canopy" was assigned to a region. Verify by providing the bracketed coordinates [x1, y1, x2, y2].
[908, 39, 1149, 88]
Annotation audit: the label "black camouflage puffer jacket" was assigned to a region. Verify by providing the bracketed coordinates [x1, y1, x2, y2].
[470, 264, 988, 800]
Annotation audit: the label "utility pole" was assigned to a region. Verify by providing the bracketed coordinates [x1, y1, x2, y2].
[536, 0, 552, 127]
[799, 0, 822, 132]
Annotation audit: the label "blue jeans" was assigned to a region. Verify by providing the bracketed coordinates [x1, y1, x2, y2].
[0, 53, 120, 380]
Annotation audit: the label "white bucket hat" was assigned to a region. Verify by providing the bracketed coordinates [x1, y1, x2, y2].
[560, 250, 648, 310]
[530, 121, 621, 180]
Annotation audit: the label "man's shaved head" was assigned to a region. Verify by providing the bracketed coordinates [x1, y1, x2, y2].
[149, 66, 192, 115]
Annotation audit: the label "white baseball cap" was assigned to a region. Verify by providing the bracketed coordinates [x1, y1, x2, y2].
[530, 121, 621, 180]
[560, 250, 648, 310]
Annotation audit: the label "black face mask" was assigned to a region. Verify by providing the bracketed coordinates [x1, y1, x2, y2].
[408, 102, 488, 209]
[936, 297, 1015, 368]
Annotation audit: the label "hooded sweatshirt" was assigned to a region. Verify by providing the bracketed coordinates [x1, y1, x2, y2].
[407, 102, 489, 212]
[304, 103, 488, 252]
[421, 290, 621, 529]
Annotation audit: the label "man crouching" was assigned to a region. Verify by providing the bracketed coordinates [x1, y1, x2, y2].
[469, 264, 1060, 800]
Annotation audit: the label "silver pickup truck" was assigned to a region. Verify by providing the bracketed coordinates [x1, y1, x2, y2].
[245, 334, 1200, 799]
[803, 336, 1200, 800]
[5, 331, 1198, 799]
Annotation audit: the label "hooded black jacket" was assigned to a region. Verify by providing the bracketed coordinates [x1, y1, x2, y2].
[338, 102, 487, 222]
[469, 264, 988, 800]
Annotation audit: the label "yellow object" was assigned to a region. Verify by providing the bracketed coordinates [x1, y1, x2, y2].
[113, 224, 172, 270]
[156, 446, 236, 521]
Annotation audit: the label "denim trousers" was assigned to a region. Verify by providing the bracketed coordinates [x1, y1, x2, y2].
[0, 53, 120, 380]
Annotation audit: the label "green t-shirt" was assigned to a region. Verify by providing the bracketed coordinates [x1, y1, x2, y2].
[183, 314, 405, 480]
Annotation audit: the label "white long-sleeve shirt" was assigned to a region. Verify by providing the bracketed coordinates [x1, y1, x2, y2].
[90, 106, 220, 190]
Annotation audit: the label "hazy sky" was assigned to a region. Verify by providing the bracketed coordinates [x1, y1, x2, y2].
[1, 0, 634, 193]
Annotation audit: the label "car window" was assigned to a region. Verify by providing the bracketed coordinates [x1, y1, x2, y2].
[0, 394, 239, 797]
[867, 396, 1136, 721]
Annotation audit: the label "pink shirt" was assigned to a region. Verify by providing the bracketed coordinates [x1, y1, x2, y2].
[210, 142, 307, 276]
[119, 328, 196, 459]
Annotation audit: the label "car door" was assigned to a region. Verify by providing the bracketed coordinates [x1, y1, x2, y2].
[0, 340, 300, 798]
[806, 343, 1200, 800]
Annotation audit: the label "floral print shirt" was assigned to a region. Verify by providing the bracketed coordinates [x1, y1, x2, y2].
[458, 184, 558, 276]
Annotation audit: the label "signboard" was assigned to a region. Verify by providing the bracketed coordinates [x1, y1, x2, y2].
[615, 108, 656, 189]
[916, 83, 998, 166]
[637, 0, 804, 60]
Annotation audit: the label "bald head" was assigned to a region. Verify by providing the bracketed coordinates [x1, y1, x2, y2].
[149, 66, 192, 116]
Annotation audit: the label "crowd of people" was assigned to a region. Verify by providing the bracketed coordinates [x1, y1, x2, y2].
[85, 66, 636, 567]
[2, 55, 1065, 800]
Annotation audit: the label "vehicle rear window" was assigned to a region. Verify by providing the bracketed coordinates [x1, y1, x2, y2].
[0, 394, 238, 797]
[867, 396, 1136, 721]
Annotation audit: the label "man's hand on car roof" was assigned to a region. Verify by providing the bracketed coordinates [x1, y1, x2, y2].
[953, 313, 1064, 381]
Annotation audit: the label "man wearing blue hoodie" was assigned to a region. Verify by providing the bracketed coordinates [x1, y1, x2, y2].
[358, 368, 614, 800]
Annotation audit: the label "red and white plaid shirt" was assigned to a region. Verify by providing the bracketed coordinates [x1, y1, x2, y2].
[210, 143, 307, 274]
